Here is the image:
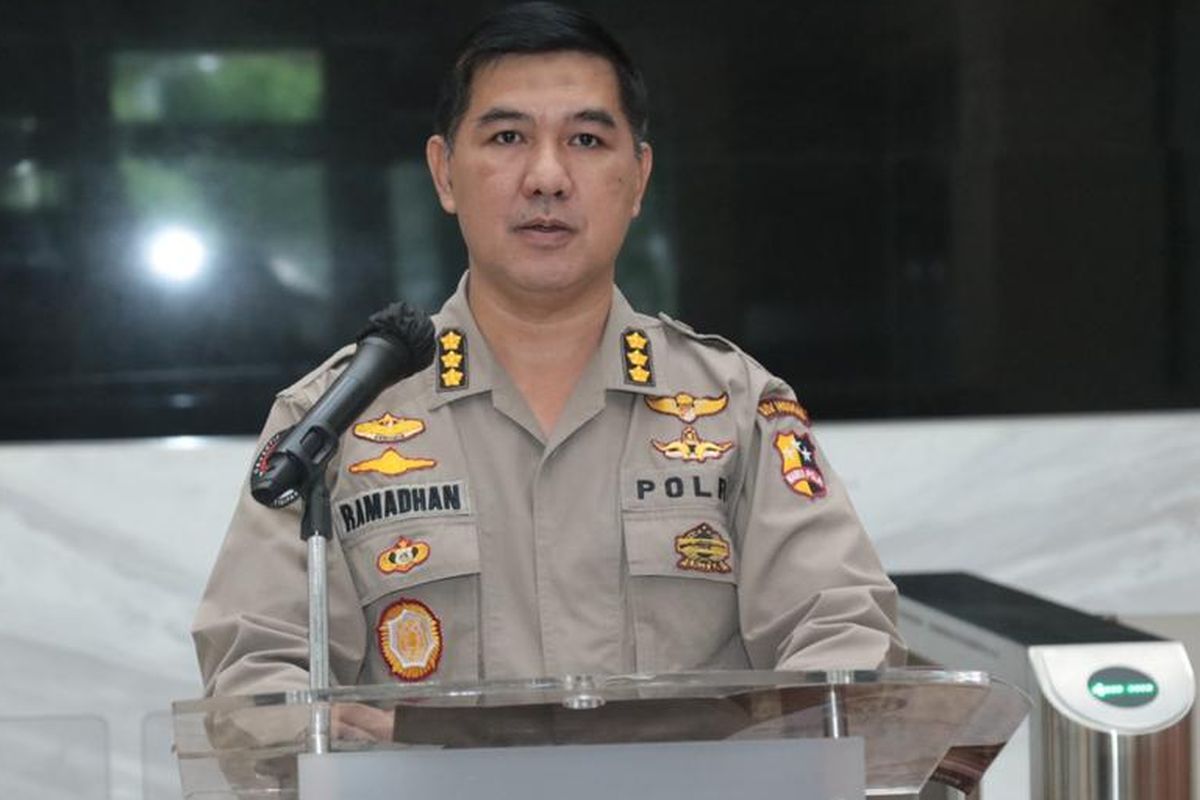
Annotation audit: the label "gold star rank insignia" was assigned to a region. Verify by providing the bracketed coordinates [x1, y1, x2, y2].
[437, 328, 468, 391]
[622, 327, 654, 386]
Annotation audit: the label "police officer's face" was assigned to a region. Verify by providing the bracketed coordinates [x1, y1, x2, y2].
[427, 51, 652, 301]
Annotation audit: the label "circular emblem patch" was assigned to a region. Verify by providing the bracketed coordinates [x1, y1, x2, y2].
[378, 599, 442, 681]
[251, 428, 300, 508]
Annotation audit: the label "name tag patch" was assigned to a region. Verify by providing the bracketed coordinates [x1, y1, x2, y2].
[338, 480, 470, 537]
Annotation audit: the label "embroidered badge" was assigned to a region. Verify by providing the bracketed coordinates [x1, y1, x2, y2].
[353, 412, 426, 443]
[652, 425, 734, 463]
[773, 431, 827, 499]
[675, 522, 732, 574]
[757, 397, 811, 426]
[377, 537, 431, 575]
[622, 327, 654, 386]
[348, 448, 437, 476]
[437, 328, 467, 391]
[378, 599, 442, 681]
[645, 392, 728, 423]
[251, 429, 300, 508]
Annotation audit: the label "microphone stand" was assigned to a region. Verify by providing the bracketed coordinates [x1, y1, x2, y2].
[300, 469, 334, 755]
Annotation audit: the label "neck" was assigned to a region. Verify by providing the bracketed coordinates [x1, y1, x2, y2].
[467, 270, 613, 436]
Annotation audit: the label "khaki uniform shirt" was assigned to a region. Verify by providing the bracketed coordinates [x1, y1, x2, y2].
[193, 277, 904, 697]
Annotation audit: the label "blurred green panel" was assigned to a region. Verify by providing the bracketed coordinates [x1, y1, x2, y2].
[110, 51, 322, 124]
[1, 159, 64, 212]
[119, 155, 331, 299]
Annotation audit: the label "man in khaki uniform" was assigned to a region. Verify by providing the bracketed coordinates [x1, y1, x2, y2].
[193, 2, 904, 726]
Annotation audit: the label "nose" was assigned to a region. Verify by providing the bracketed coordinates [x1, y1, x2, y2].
[521, 140, 572, 200]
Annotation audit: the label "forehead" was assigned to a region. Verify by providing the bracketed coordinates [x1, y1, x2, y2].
[466, 51, 625, 119]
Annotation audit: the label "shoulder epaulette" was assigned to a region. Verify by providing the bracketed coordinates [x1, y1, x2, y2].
[277, 343, 357, 401]
[657, 312, 738, 351]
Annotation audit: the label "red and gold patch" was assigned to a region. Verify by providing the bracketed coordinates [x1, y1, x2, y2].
[644, 392, 728, 423]
[437, 328, 467, 391]
[378, 599, 442, 681]
[675, 523, 732, 573]
[773, 431, 827, 499]
[622, 327, 654, 386]
[348, 448, 437, 476]
[757, 397, 811, 426]
[353, 412, 426, 443]
[652, 425, 734, 463]
[251, 428, 300, 508]
[376, 537, 431, 575]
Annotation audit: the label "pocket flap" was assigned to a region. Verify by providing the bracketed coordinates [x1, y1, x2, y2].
[344, 520, 481, 605]
[623, 512, 737, 584]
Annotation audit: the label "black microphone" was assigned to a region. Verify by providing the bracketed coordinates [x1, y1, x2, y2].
[250, 302, 436, 508]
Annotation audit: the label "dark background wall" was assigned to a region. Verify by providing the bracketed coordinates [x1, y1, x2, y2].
[1, 0, 1197, 440]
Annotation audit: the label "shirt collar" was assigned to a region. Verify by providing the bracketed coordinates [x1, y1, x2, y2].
[426, 271, 676, 410]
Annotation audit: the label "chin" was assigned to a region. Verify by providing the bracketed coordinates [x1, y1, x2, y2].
[505, 263, 605, 296]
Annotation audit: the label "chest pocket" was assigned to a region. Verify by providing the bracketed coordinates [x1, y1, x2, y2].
[342, 519, 480, 683]
[622, 508, 750, 672]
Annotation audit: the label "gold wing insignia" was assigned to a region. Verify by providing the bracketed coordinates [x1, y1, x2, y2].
[693, 394, 728, 417]
[645, 395, 683, 417]
[644, 392, 728, 422]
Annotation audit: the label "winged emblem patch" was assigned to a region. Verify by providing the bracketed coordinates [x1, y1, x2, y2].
[652, 426, 734, 463]
[644, 392, 728, 423]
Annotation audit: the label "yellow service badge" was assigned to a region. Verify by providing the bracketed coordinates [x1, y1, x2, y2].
[377, 537, 431, 575]
[348, 448, 437, 476]
[674, 523, 732, 573]
[652, 426, 734, 463]
[353, 412, 426, 443]
[378, 599, 442, 681]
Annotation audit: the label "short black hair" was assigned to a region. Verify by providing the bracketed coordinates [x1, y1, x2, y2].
[434, 2, 649, 147]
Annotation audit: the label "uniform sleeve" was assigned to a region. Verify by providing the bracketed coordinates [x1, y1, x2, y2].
[191, 396, 368, 697]
[732, 384, 906, 671]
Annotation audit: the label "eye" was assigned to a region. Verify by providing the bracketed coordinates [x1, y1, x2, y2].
[491, 130, 522, 145]
[571, 132, 603, 148]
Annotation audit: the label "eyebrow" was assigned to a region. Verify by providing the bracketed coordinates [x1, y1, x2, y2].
[473, 106, 619, 129]
[474, 107, 531, 127]
[573, 108, 617, 128]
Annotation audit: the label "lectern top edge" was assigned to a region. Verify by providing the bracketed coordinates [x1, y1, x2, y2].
[174, 667, 996, 713]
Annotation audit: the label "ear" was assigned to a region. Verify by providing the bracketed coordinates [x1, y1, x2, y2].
[426, 135, 457, 214]
[631, 142, 653, 218]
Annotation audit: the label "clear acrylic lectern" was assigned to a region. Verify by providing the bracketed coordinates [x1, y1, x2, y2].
[172, 669, 1028, 799]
